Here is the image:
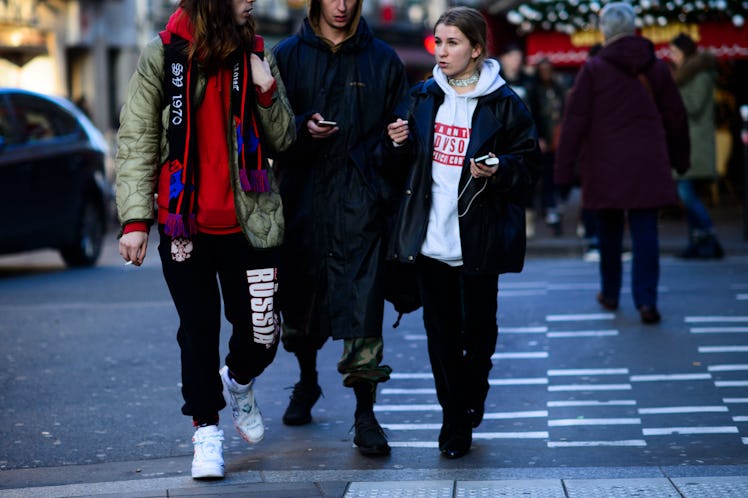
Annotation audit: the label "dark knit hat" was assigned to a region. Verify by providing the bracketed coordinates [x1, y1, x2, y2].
[671, 33, 697, 57]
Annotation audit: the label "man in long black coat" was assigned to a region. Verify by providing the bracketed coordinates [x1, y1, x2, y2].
[272, 0, 410, 456]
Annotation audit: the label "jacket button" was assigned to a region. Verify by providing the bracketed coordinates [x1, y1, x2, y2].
[393, 253, 398, 258]
[407, 255, 414, 261]
[405, 189, 412, 195]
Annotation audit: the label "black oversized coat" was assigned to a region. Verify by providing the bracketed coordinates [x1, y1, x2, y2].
[272, 17, 410, 340]
[387, 79, 541, 275]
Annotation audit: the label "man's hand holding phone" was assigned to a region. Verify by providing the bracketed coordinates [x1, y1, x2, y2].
[308, 113, 339, 139]
[470, 153, 500, 178]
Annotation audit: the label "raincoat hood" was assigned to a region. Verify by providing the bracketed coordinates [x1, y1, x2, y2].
[308, 0, 363, 49]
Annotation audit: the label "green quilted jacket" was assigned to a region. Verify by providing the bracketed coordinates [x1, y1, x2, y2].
[115, 36, 295, 248]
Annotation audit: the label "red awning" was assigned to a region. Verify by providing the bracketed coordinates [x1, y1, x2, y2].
[526, 22, 748, 67]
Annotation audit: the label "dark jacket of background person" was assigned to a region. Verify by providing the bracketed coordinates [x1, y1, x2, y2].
[387, 78, 540, 275]
[554, 35, 690, 209]
[272, 11, 410, 341]
[673, 50, 718, 180]
[529, 68, 565, 153]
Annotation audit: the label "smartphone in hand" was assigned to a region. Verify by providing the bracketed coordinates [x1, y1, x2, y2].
[317, 120, 337, 127]
[474, 154, 499, 166]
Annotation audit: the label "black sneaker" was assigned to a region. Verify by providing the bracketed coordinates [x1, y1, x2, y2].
[353, 412, 391, 456]
[282, 382, 322, 426]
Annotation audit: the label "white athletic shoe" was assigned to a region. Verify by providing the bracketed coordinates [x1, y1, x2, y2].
[220, 366, 264, 444]
[191, 425, 224, 479]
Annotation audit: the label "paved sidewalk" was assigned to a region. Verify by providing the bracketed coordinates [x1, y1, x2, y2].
[3, 462, 748, 497]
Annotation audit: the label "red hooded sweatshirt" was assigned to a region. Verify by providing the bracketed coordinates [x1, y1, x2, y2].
[125, 8, 274, 236]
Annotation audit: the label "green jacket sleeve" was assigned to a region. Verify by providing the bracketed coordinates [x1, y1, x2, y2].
[255, 49, 295, 155]
[114, 37, 165, 228]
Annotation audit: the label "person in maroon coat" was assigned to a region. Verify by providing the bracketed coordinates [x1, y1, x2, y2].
[554, 2, 690, 324]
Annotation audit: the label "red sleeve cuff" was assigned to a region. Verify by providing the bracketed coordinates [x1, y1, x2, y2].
[123, 222, 149, 234]
[256, 80, 277, 108]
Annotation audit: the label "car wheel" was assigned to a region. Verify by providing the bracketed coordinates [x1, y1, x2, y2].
[60, 197, 105, 267]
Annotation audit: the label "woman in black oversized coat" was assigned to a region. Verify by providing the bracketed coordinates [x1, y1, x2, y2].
[387, 7, 540, 459]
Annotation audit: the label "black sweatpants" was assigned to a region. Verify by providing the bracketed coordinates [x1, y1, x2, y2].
[158, 228, 280, 421]
[416, 255, 499, 425]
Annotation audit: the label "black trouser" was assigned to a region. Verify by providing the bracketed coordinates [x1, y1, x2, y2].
[158, 228, 280, 421]
[416, 255, 499, 425]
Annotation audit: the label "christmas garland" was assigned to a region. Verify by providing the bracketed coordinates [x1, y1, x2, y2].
[506, 0, 746, 34]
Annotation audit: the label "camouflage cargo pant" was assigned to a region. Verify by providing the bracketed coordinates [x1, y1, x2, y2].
[282, 323, 392, 389]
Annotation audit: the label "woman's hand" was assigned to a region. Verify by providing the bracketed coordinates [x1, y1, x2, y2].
[119, 231, 148, 266]
[387, 118, 409, 145]
[469, 153, 499, 179]
[249, 53, 274, 93]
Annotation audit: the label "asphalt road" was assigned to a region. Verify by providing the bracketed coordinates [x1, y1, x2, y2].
[1, 230, 747, 484]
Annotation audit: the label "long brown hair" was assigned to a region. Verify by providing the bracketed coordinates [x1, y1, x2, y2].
[179, 0, 255, 74]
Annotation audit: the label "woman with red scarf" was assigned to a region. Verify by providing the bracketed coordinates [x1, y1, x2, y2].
[115, 0, 295, 479]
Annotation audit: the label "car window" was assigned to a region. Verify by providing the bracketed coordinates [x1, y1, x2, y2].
[7, 94, 83, 146]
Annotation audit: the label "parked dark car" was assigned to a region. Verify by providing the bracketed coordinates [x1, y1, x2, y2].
[0, 88, 110, 267]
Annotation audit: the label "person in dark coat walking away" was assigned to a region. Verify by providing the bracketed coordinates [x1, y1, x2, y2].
[271, 0, 410, 457]
[669, 33, 725, 259]
[387, 6, 540, 459]
[554, 2, 690, 325]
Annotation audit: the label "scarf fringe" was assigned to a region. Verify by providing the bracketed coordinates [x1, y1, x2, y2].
[239, 169, 251, 191]
[164, 213, 197, 238]
[249, 169, 270, 193]
[239, 169, 269, 193]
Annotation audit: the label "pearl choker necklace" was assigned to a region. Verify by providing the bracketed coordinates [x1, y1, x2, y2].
[448, 71, 480, 87]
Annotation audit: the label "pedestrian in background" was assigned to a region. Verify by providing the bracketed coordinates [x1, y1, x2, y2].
[271, 0, 410, 457]
[498, 42, 539, 239]
[529, 58, 566, 236]
[387, 6, 540, 459]
[554, 2, 690, 324]
[115, 0, 295, 479]
[669, 33, 725, 260]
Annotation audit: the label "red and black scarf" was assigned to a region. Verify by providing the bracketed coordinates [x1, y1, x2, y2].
[162, 34, 268, 239]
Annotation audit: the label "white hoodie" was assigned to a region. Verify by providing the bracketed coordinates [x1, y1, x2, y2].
[420, 58, 506, 266]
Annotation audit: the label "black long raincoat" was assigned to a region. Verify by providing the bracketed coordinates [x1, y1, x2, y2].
[272, 6, 410, 341]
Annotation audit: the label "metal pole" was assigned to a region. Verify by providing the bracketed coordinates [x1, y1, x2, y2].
[742, 105, 748, 241]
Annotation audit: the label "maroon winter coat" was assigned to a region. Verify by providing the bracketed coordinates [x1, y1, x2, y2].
[554, 35, 690, 210]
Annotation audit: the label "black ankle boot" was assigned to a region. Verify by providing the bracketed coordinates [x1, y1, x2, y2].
[353, 411, 390, 456]
[439, 421, 472, 459]
[282, 381, 322, 426]
[352, 382, 390, 456]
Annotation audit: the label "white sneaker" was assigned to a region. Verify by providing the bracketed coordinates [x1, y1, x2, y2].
[191, 425, 224, 479]
[220, 366, 264, 444]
